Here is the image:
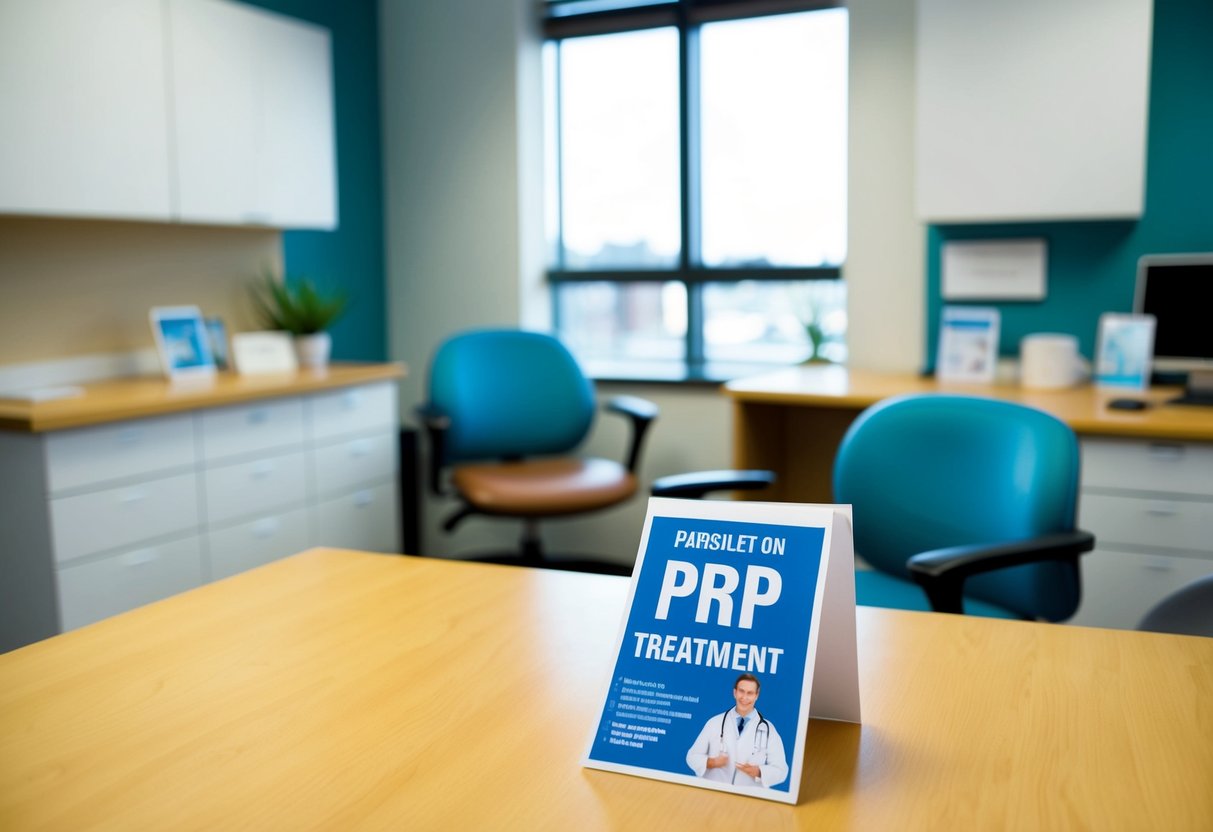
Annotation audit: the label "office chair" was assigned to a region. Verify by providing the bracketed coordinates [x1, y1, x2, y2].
[657, 394, 1095, 620]
[1137, 574, 1213, 637]
[418, 329, 658, 576]
[834, 394, 1094, 620]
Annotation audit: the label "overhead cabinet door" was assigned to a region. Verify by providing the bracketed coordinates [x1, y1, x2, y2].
[169, 0, 336, 229]
[915, 0, 1153, 222]
[0, 0, 173, 220]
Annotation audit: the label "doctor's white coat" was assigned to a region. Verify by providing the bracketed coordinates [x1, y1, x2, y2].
[685, 708, 789, 789]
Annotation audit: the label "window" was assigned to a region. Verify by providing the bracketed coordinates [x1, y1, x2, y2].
[544, 1, 848, 381]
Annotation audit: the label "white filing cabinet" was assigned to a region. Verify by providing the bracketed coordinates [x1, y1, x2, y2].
[1071, 437, 1213, 630]
[0, 381, 399, 649]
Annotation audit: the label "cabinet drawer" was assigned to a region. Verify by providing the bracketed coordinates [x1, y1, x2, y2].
[311, 482, 399, 553]
[1079, 492, 1212, 553]
[46, 414, 195, 493]
[311, 431, 397, 498]
[1068, 549, 1213, 630]
[307, 382, 396, 441]
[56, 535, 204, 631]
[204, 449, 306, 526]
[50, 471, 200, 563]
[1081, 438, 1213, 496]
[206, 507, 310, 581]
[199, 398, 304, 461]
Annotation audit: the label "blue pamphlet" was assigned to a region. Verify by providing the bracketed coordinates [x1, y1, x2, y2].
[583, 498, 860, 804]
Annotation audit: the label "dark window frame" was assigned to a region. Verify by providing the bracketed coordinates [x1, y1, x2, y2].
[544, 0, 845, 381]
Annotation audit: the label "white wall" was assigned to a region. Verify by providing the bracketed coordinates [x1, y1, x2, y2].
[379, 0, 922, 565]
[846, 0, 925, 372]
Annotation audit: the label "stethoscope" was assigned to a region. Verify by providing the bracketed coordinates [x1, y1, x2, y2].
[719, 709, 770, 759]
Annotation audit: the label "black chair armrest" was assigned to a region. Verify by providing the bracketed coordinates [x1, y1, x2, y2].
[416, 403, 451, 496]
[605, 395, 659, 473]
[907, 530, 1096, 615]
[651, 469, 776, 499]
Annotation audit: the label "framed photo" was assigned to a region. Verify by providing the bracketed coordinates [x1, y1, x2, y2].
[936, 306, 1000, 384]
[231, 331, 298, 375]
[150, 306, 216, 380]
[205, 317, 230, 371]
[1095, 313, 1156, 390]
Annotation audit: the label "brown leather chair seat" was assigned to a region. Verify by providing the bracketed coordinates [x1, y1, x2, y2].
[452, 457, 636, 517]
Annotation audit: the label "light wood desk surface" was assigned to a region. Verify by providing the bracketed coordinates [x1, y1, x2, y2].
[724, 365, 1213, 502]
[0, 362, 406, 432]
[2, 548, 1210, 831]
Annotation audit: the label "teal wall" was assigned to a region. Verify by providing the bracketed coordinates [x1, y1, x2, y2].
[245, 0, 386, 361]
[924, 0, 1213, 366]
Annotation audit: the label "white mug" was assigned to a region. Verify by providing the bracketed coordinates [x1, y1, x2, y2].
[1020, 333, 1087, 389]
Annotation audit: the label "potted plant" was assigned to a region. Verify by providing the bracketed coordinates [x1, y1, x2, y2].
[252, 272, 348, 370]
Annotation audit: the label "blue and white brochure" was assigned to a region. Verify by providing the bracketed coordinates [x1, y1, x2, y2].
[583, 498, 860, 805]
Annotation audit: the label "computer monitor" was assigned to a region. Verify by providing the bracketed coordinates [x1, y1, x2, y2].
[1133, 253, 1213, 379]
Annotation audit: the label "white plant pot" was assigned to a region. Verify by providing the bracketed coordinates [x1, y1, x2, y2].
[294, 332, 332, 370]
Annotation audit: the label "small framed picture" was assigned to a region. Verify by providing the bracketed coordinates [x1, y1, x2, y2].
[1095, 313, 1156, 390]
[231, 331, 298, 375]
[936, 306, 1000, 384]
[150, 306, 216, 380]
[205, 317, 230, 370]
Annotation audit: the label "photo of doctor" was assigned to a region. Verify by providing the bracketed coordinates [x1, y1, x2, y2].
[685, 673, 789, 789]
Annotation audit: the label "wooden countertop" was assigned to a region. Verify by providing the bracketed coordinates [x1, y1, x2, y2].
[1, 548, 1210, 830]
[725, 364, 1213, 442]
[0, 362, 406, 432]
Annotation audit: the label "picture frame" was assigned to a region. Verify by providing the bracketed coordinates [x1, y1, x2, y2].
[1094, 312, 1156, 390]
[205, 317, 230, 371]
[231, 331, 298, 375]
[149, 306, 216, 380]
[936, 306, 1000, 384]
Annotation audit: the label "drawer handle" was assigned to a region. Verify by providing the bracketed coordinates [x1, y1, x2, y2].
[253, 518, 281, 538]
[1147, 443, 1185, 462]
[1143, 562, 1173, 573]
[252, 461, 276, 479]
[353, 489, 374, 507]
[119, 488, 147, 504]
[348, 439, 372, 458]
[248, 409, 270, 425]
[121, 549, 158, 567]
[1145, 501, 1179, 517]
[342, 391, 361, 410]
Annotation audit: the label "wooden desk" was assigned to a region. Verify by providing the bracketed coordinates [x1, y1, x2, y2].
[0, 362, 406, 432]
[2, 548, 1210, 830]
[724, 364, 1213, 503]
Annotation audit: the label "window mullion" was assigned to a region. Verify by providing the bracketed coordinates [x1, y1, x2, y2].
[680, 10, 704, 367]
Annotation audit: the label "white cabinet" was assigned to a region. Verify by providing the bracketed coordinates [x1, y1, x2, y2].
[0, 0, 336, 229]
[0, 0, 173, 220]
[915, 0, 1153, 222]
[169, 0, 336, 228]
[1071, 438, 1213, 630]
[0, 381, 398, 649]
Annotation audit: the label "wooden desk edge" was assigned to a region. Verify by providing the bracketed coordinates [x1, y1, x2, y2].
[723, 368, 1213, 443]
[0, 362, 407, 432]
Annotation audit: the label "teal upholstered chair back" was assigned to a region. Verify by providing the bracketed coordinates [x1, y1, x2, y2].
[833, 395, 1083, 621]
[430, 329, 595, 464]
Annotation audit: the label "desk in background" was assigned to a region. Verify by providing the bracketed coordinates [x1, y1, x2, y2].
[1, 548, 1210, 830]
[724, 365, 1213, 629]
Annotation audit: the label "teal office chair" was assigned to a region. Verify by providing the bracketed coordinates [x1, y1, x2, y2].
[655, 394, 1095, 620]
[834, 394, 1094, 620]
[419, 329, 658, 575]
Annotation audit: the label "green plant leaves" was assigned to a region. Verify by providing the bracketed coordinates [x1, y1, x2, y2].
[252, 272, 347, 335]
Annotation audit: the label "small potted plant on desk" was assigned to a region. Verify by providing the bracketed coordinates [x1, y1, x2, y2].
[252, 272, 348, 370]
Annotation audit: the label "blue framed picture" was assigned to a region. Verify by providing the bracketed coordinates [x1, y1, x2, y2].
[150, 306, 216, 380]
